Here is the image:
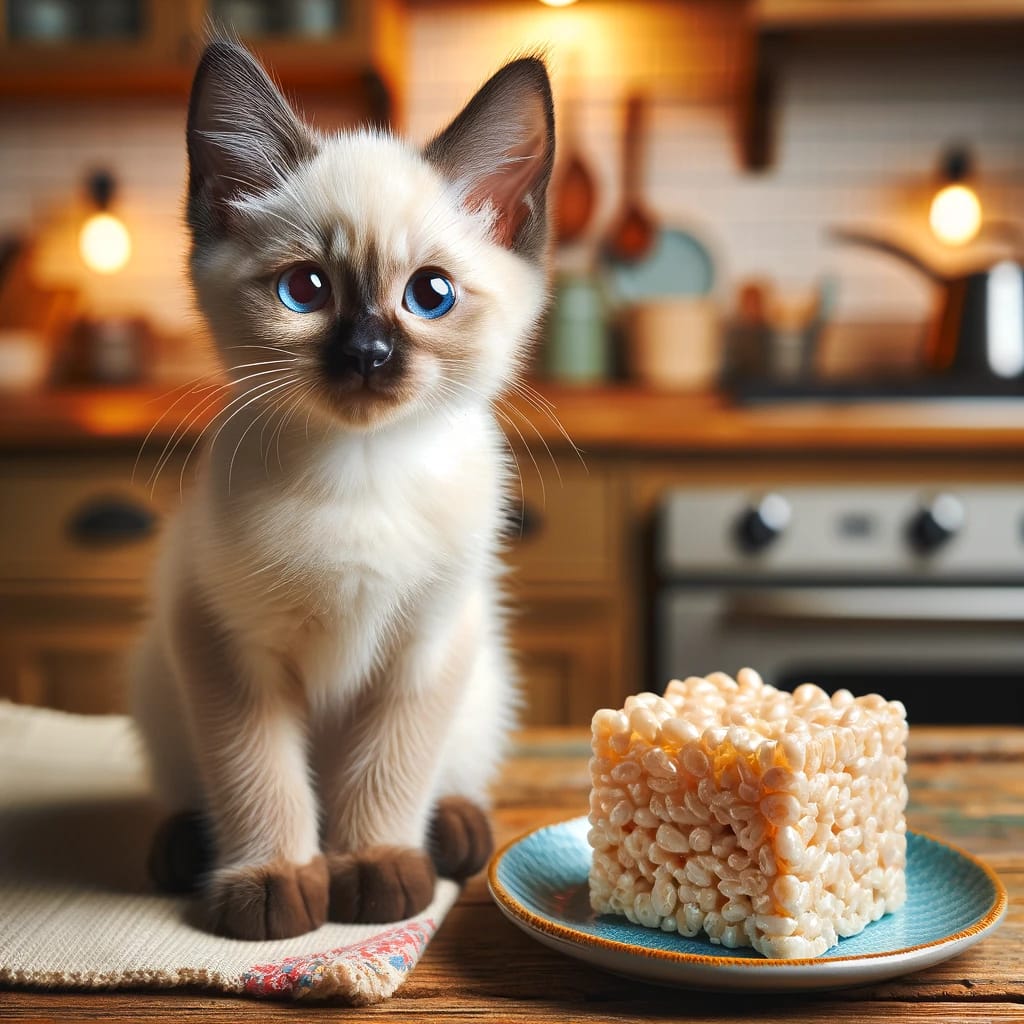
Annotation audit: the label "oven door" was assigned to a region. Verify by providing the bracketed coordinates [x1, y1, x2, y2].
[656, 586, 1024, 724]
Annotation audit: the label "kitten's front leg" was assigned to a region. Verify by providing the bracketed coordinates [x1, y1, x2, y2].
[319, 604, 481, 923]
[168, 586, 327, 940]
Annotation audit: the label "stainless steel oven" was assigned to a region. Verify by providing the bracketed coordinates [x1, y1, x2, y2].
[654, 486, 1024, 724]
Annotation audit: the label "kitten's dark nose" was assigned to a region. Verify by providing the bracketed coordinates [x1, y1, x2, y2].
[328, 316, 394, 379]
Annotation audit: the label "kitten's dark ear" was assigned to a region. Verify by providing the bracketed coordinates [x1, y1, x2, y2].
[424, 56, 555, 260]
[186, 40, 316, 236]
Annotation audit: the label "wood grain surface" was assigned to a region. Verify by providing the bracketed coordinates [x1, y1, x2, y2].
[4, 385, 1024, 454]
[1, 726, 1021, 1023]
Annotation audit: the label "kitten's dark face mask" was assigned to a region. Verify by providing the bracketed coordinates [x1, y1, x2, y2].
[184, 42, 554, 431]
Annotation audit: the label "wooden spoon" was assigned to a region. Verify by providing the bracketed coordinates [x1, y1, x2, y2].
[603, 93, 656, 264]
[554, 152, 596, 245]
[552, 78, 596, 246]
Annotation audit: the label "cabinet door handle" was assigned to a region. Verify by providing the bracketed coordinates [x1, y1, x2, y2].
[504, 499, 544, 542]
[68, 496, 156, 547]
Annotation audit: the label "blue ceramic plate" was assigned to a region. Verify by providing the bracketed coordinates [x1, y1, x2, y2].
[601, 228, 715, 305]
[488, 817, 1006, 992]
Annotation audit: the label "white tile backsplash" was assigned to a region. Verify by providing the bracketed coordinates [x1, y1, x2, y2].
[0, 0, 1021, 358]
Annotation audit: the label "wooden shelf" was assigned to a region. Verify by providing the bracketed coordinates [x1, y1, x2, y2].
[755, 0, 1024, 29]
[0, 0, 403, 126]
[740, 0, 1024, 170]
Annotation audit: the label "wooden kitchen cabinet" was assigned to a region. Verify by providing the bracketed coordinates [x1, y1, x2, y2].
[510, 592, 623, 727]
[0, 446, 630, 727]
[0, 591, 142, 714]
[0, 0, 404, 120]
[0, 0, 194, 90]
[0, 451, 168, 715]
[503, 456, 632, 725]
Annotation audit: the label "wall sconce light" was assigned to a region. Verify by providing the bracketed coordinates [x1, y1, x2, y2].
[929, 147, 982, 248]
[78, 170, 131, 274]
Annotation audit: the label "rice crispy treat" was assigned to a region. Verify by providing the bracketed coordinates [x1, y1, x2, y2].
[587, 669, 908, 958]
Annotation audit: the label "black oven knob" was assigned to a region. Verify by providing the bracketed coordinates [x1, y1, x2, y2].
[736, 493, 791, 553]
[908, 494, 965, 553]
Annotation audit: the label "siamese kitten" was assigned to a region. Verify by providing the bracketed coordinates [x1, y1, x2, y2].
[132, 40, 554, 940]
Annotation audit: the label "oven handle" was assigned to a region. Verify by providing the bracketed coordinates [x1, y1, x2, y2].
[725, 587, 1024, 624]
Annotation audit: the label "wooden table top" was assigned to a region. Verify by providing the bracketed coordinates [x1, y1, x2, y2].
[2, 725, 1022, 1022]
[3, 384, 1024, 455]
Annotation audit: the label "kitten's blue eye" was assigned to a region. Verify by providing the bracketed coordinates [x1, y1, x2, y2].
[404, 270, 456, 320]
[278, 264, 330, 313]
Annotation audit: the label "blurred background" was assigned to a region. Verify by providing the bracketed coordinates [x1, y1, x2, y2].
[0, 0, 1022, 727]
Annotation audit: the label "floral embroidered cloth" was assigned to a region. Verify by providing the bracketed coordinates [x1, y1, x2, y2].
[0, 702, 460, 1005]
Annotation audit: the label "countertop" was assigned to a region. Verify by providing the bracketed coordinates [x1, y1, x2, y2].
[3, 725, 1021, 1023]
[2, 384, 1024, 455]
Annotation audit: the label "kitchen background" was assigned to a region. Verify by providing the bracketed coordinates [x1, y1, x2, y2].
[1, 0, 1023, 726]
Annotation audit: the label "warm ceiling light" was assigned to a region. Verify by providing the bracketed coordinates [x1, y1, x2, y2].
[78, 169, 131, 274]
[929, 147, 982, 247]
[538, 0, 579, 6]
[80, 212, 131, 274]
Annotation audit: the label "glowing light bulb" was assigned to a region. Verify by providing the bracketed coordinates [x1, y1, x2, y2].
[929, 183, 982, 247]
[79, 211, 131, 274]
[538, 0, 578, 6]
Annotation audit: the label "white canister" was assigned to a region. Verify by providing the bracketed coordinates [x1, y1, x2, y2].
[626, 298, 722, 391]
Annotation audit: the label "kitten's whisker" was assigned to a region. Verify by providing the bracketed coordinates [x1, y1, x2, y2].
[431, 381, 526, 525]
[440, 379, 544, 487]
[260, 379, 307, 476]
[274, 382, 317, 472]
[509, 377, 556, 412]
[223, 344, 299, 358]
[168, 372, 296, 497]
[133, 376, 224, 484]
[492, 398, 547, 510]
[150, 367, 295, 492]
[141, 373, 217, 407]
[303, 391, 318, 441]
[226, 378, 301, 494]
[225, 357, 298, 372]
[258, 381, 298, 467]
[496, 390, 563, 489]
[505, 377, 587, 473]
[144, 380, 237, 492]
[146, 365, 292, 487]
[198, 375, 298, 489]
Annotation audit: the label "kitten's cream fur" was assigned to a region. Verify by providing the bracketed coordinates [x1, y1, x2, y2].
[132, 42, 554, 939]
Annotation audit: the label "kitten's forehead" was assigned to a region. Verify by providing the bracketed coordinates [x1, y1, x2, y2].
[275, 132, 457, 267]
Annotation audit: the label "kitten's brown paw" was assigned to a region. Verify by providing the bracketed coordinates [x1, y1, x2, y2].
[148, 811, 213, 894]
[207, 855, 328, 940]
[327, 846, 436, 923]
[429, 796, 493, 880]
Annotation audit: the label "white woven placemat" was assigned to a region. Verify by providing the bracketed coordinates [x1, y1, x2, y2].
[0, 701, 459, 1005]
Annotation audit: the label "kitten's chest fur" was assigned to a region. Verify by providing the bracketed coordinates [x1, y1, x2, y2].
[189, 406, 504, 694]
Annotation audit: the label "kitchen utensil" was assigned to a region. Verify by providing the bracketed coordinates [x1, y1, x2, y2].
[552, 84, 596, 246]
[599, 94, 714, 305]
[490, 816, 1006, 992]
[763, 278, 838, 380]
[603, 94, 656, 264]
[554, 155, 596, 247]
[831, 227, 1024, 382]
[626, 297, 720, 390]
